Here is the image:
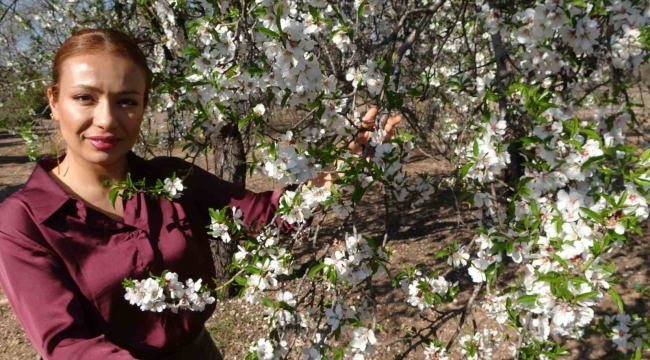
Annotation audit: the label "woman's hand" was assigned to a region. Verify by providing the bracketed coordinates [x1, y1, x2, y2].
[308, 106, 403, 189]
[347, 106, 403, 156]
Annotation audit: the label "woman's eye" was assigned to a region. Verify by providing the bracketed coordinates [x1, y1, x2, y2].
[119, 99, 138, 107]
[73, 95, 94, 104]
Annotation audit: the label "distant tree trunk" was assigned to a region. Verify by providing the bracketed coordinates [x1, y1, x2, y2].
[210, 124, 246, 287]
[491, 29, 525, 189]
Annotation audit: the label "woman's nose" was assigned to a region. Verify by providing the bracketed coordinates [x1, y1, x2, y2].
[93, 99, 119, 130]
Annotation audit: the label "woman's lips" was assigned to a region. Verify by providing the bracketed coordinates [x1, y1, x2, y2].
[86, 136, 119, 150]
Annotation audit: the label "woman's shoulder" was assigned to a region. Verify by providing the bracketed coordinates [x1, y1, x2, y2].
[0, 156, 71, 229]
[0, 185, 46, 228]
[0, 191, 30, 219]
[145, 155, 228, 186]
[0, 193, 50, 249]
[145, 155, 194, 175]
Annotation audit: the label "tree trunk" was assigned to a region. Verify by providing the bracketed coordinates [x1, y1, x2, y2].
[490, 29, 525, 189]
[210, 124, 246, 287]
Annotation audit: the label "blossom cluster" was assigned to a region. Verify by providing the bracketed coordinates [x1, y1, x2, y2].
[456, 97, 650, 352]
[459, 329, 500, 360]
[423, 341, 450, 360]
[457, 115, 510, 185]
[124, 272, 215, 313]
[400, 269, 453, 311]
[604, 314, 649, 350]
[259, 131, 322, 184]
[481, 0, 649, 86]
[162, 177, 184, 199]
[323, 234, 388, 286]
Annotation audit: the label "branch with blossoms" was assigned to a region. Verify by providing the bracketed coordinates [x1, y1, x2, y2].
[101, 172, 186, 208]
[120, 122, 434, 359]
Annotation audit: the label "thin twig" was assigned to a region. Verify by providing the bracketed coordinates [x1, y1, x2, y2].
[445, 283, 483, 352]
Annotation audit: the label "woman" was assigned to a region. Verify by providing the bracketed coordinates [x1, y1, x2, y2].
[0, 28, 400, 360]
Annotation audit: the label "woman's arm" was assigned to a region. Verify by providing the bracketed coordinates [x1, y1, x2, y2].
[147, 156, 293, 232]
[0, 198, 141, 360]
[152, 107, 402, 231]
[307, 106, 403, 190]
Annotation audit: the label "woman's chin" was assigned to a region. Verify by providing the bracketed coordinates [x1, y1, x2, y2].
[72, 145, 131, 166]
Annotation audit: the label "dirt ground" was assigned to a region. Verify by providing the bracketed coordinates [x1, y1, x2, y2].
[0, 121, 649, 360]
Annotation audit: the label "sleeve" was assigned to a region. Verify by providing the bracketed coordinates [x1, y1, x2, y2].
[0, 198, 141, 360]
[186, 160, 301, 233]
[149, 156, 304, 233]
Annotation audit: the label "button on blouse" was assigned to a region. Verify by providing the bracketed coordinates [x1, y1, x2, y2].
[0, 152, 294, 360]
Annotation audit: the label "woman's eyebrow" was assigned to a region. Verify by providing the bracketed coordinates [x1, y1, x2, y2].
[71, 84, 141, 95]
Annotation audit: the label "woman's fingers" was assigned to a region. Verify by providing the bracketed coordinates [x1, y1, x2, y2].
[356, 106, 378, 147]
[362, 106, 379, 123]
[384, 113, 403, 142]
[386, 113, 403, 127]
[349, 107, 402, 154]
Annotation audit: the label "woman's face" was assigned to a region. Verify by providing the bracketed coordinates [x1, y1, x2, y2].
[48, 52, 147, 167]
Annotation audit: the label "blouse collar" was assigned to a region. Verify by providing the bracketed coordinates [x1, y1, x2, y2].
[21, 151, 153, 224]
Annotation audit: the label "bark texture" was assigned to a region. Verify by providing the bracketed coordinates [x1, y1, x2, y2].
[210, 124, 246, 287]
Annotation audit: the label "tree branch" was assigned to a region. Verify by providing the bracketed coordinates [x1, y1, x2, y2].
[391, 0, 447, 89]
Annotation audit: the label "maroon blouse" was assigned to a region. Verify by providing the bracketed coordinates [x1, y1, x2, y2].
[0, 152, 290, 360]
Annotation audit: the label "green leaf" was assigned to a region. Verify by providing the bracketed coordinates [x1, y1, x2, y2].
[246, 67, 265, 76]
[581, 155, 605, 171]
[490, 232, 511, 239]
[518, 187, 532, 197]
[308, 5, 319, 19]
[550, 253, 569, 269]
[607, 288, 625, 314]
[280, 89, 291, 107]
[327, 268, 338, 283]
[122, 277, 135, 288]
[180, 47, 200, 57]
[580, 207, 603, 223]
[234, 275, 248, 286]
[575, 291, 600, 302]
[308, 263, 326, 278]
[255, 26, 281, 39]
[275, 4, 284, 45]
[357, 0, 368, 18]
[506, 241, 514, 255]
[569, 0, 588, 8]
[435, 248, 450, 259]
[489, 241, 507, 253]
[244, 265, 261, 274]
[531, 200, 539, 217]
[473, 139, 479, 157]
[580, 128, 601, 141]
[633, 176, 650, 187]
[536, 273, 563, 283]
[260, 296, 274, 308]
[391, 271, 407, 287]
[407, 88, 423, 97]
[109, 187, 120, 209]
[517, 294, 538, 304]
[253, 6, 267, 16]
[460, 162, 474, 178]
[641, 148, 650, 162]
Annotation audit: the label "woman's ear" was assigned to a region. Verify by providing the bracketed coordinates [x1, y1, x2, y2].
[47, 87, 59, 121]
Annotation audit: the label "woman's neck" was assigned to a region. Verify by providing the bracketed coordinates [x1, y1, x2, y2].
[54, 151, 129, 190]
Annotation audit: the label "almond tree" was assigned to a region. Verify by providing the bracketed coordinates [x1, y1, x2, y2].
[2, 0, 650, 359]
